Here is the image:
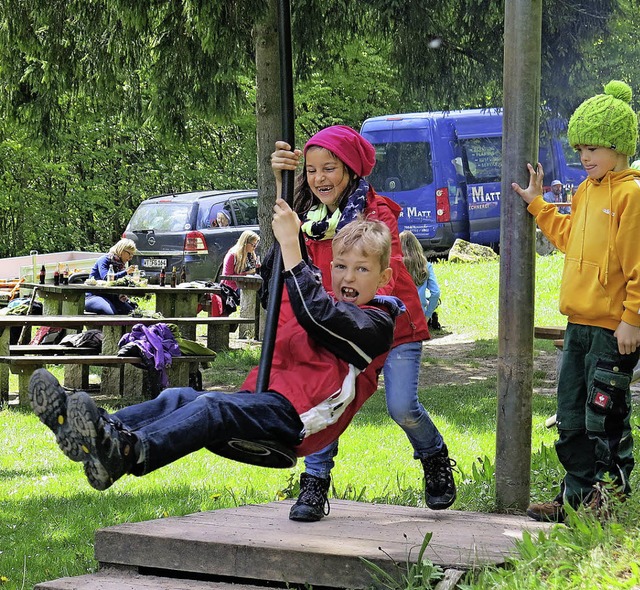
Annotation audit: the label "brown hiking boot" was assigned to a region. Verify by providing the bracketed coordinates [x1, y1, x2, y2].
[526, 500, 565, 523]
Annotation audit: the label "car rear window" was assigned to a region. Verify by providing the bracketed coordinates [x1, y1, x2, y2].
[128, 202, 194, 232]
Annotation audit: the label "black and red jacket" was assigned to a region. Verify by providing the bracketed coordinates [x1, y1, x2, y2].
[241, 260, 404, 456]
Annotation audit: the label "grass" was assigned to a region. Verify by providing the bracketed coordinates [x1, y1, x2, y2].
[2, 251, 640, 588]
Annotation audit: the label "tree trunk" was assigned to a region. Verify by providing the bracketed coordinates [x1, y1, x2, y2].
[254, 0, 281, 251]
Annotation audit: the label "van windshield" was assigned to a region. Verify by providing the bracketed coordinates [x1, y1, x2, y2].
[459, 137, 502, 183]
[128, 202, 193, 232]
[368, 142, 433, 192]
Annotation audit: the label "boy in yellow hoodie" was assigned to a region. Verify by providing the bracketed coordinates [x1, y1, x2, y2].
[513, 80, 640, 522]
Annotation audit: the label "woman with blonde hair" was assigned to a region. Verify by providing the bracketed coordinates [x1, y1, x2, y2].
[220, 230, 260, 293]
[85, 238, 137, 315]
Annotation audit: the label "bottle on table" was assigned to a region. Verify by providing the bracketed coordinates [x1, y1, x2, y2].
[63, 264, 70, 285]
[107, 264, 115, 283]
[159, 266, 166, 287]
[39, 265, 46, 285]
[170, 266, 177, 288]
[132, 265, 141, 283]
[180, 266, 187, 284]
[53, 264, 60, 286]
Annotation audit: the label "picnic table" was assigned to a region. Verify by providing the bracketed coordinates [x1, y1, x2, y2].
[21, 281, 219, 339]
[2, 282, 250, 404]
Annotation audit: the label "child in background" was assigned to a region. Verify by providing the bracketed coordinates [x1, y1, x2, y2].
[29, 209, 402, 491]
[272, 125, 456, 521]
[512, 80, 640, 522]
[400, 230, 442, 329]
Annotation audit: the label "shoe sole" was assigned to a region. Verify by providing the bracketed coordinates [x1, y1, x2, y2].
[426, 490, 456, 510]
[67, 392, 115, 491]
[28, 369, 85, 462]
[289, 505, 325, 522]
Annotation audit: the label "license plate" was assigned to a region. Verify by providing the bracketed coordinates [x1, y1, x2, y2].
[142, 258, 167, 268]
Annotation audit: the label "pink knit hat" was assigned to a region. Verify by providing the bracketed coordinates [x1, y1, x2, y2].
[304, 125, 376, 177]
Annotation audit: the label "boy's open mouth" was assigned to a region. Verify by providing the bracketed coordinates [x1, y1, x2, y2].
[341, 287, 359, 301]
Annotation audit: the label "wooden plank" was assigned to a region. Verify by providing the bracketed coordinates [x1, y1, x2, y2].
[533, 326, 565, 340]
[35, 568, 268, 589]
[0, 316, 256, 328]
[94, 500, 551, 590]
[1, 354, 215, 365]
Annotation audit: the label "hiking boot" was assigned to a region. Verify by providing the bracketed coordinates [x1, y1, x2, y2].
[28, 368, 85, 462]
[289, 473, 331, 522]
[526, 500, 565, 523]
[421, 444, 457, 510]
[67, 391, 137, 491]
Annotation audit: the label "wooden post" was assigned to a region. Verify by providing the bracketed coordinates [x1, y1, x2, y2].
[496, 0, 542, 510]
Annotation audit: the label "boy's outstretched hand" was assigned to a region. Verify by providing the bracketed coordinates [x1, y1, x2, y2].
[614, 321, 640, 355]
[511, 162, 544, 204]
[272, 198, 302, 271]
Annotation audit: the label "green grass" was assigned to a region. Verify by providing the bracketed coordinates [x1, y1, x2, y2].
[3, 251, 640, 589]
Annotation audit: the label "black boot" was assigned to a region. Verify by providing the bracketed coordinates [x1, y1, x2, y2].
[67, 391, 138, 490]
[421, 444, 457, 510]
[289, 473, 331, 522]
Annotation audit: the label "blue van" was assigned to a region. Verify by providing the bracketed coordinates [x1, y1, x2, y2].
[360, 109, 586, 252]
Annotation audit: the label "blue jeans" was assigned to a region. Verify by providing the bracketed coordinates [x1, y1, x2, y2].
[304, 341, 443, 479]
[85, 294, 135, 315]
[111, 387, 303, 475]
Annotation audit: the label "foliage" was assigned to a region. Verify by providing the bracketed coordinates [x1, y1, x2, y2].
[360, 533, 444, 590]
[0, 109, 256, 258]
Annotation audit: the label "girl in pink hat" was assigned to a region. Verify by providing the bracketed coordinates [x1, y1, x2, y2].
[271, 125, 456, 521]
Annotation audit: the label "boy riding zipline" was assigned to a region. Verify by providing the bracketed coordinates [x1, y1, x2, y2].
[29, 199, 403, 490]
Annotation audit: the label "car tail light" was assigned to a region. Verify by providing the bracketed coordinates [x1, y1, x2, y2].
[184, 231, 208, 253]
[435, 187, 451, 222]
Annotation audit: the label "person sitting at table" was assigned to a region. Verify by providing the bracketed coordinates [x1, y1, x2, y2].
[220, 230, 260, 293]
[85, 238, 137, 315]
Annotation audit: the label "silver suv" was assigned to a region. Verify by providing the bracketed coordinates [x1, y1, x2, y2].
[123, 190, 259, 283]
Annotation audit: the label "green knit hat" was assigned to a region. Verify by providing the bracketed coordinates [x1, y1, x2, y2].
[567, 80, 638, 156]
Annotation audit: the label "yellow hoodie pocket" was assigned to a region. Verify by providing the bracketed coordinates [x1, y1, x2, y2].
[560, 258, 611, 318]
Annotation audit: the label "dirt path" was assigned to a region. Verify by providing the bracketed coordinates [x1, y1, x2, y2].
[422, 331, 558, 394]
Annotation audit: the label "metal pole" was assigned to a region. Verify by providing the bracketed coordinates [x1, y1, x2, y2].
[255, 0, 294, 392]
[496, 0, 542, 510]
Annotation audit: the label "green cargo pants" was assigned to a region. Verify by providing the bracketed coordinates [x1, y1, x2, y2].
[555, 323, 639, 508]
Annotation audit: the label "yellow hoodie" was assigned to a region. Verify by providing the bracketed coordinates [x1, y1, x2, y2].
[528, 168, 640, 331]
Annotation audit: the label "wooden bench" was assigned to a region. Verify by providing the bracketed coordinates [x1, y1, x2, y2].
[0, 315, 254, 404]
[534, 326, 565, 350]
[0, 353, 216, 405]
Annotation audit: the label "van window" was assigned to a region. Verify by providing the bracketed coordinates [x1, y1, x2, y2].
[369, 142, 433, 192]
[459, 137, 502, 183]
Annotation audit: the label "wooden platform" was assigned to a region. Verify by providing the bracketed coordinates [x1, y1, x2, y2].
[36, 500, 551, 589]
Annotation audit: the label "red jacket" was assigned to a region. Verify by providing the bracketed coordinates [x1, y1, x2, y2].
[241, 261, 403, 456]
[302, 187, 430, 347]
